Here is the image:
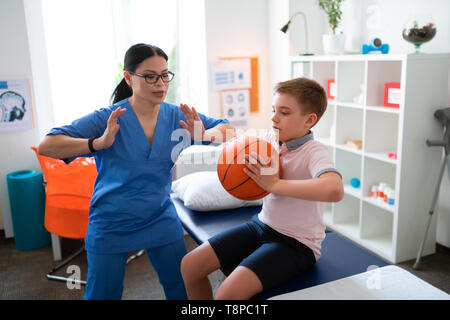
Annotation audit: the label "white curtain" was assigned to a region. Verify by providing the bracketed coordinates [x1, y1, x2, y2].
[177, 0, 209, 115]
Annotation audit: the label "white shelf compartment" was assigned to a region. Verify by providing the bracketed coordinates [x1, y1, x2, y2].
[291, 61, 312, 78]
[311, 61, 335, 93]
[363, 196, 395, 213]
[364, 109, 399, 162]
[365, 105, 400, 114]
[313, 103, 335, 146]
[335, 148, 362, 193]
[332, 195, 361, 241]
[366, 60, 402, 107]
[362, 157, 396, 201]
[336, 61, 365, 103]
[360, 201, 394, 260]
[335, 105, 363, 152]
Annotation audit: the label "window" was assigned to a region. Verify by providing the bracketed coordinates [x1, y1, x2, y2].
[42, 0, 208, 127]
[42, 0, 117, 126]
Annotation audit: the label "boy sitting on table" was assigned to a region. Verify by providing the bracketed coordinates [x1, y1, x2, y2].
[181, 77, 344, 300]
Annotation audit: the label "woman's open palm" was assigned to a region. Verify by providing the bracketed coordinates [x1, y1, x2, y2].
[179, 103, 205, 141]
[98, 106, 127, 149]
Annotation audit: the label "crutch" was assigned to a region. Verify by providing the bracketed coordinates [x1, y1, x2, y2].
[414, 107, 450, 270]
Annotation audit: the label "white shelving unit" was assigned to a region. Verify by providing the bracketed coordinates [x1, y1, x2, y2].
[291, 53, 450, 263]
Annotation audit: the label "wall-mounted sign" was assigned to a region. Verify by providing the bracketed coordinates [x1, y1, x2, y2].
[211, 58, 251, 92]
[0, 78, 34, 132]
[221, 89, 250, 128]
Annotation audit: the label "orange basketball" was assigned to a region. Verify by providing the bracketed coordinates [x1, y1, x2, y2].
[217, 136, 279, 200]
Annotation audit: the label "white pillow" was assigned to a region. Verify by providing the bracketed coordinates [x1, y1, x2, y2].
[171, 171, 263, 212]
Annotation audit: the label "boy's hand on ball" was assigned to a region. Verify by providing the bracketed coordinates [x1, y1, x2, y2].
[244, 152, 280, 193]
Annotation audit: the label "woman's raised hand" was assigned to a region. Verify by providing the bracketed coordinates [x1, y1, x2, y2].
[179, 103, 205, 141]
[96, 106, 127, 150]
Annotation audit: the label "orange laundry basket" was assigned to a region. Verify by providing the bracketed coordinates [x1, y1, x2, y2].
[30, 147, 97, 239]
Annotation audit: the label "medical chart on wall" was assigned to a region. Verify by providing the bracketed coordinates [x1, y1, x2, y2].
[220, 89, 250, 128]
[211, 59, 251, 91]
[0, 78, 34, 133]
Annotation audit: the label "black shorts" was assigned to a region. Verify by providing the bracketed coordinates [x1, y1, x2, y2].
[208, 215, 316, 291]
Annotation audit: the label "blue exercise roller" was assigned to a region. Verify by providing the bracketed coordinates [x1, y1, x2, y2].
[6, 170, 50, 250]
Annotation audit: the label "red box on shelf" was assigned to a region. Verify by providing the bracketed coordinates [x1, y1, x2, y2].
[384, 82, 401, 108]
[327, 79, 335, 100]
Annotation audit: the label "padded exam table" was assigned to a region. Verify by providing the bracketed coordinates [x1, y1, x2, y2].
[171, 194, 396, 300]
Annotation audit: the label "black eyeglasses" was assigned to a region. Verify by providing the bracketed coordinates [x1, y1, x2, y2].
[128, 71, 175, 84]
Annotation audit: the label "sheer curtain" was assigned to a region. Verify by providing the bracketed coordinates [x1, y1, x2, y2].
[41, 0, 117, 126]
[176, 0, 209, 115]
[42, 0, 205, 126]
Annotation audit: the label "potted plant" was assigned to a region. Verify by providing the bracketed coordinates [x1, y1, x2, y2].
[317, 0, 345, 54]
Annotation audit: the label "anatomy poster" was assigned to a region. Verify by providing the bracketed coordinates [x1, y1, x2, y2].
[0, 78, 34, 133]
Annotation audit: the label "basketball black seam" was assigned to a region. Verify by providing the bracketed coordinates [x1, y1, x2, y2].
[241, 190, 269, 200]
[220, 139, 261, 185]
[226, 177, 251, 192]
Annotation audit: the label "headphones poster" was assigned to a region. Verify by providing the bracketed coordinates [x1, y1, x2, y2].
[0, 78, 34, 133]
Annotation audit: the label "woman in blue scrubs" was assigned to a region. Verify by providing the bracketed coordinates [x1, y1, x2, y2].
[38, 43, 235, 300]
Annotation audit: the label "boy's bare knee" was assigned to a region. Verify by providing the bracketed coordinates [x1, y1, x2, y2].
[180, 252, 198, 281]
[214, 284, 239, 300]
[213, 285, 229, 300]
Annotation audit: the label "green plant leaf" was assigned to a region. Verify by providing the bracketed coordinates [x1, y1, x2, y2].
[317, 0, 344, 34]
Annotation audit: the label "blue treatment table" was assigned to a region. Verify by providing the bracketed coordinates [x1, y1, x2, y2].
[171, 194, 389, 300]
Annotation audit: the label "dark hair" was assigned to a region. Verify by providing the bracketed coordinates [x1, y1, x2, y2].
[274, 77, 327, 127]
[111, 43, 169, 104]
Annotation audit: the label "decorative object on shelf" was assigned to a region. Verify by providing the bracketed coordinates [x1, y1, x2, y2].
[345, 140, 362, 150]
[326, 79, 336, 100]
[387, 191, 395, 205]
[371, 182, 395, 205]
[362, 38, 389, 54]
[280, 12, 314, 56]
[387, 152, 397, 160]
[350, 177, 360, 188]
[352, 83, 365, 104]
[370, 185, 378, 198]
[402, 14, 436, 54]
[384, 82, 401, 108]
[317, 0, 345, 55]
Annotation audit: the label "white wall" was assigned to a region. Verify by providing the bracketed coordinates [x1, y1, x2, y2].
[267, 0, 290, 86]
[204, 0, 272, 131]
[0, 0, 47, 236]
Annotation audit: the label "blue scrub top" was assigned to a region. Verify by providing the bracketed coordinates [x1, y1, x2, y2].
[48, 98, 229, 254]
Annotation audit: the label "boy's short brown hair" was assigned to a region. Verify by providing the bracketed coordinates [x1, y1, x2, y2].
[274, 77, 327, 127]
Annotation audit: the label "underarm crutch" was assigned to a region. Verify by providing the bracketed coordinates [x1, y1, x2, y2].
[414, 107, 450, 270]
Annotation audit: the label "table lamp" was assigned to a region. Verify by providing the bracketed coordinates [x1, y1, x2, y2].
[281, 11, 314, 56]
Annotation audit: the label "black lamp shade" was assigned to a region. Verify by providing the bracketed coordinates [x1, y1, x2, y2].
[280, 21, 291, 33]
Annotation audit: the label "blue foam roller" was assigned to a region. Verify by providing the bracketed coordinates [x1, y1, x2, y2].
[6, 170, 50, 250]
